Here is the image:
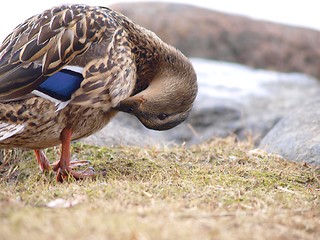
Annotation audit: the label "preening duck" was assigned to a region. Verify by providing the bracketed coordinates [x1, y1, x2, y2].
[0, 4, 198, 182]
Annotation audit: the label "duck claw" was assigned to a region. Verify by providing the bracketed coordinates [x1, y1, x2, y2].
[51, 160, 91, 172]
[56, 167, 96, 182]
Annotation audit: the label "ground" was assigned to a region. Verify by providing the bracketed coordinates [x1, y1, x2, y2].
[0, 137, 319, 240]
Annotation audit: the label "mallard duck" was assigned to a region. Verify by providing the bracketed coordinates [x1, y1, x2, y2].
[0, 4, 197, 182]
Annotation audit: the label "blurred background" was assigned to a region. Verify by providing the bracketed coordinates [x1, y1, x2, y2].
[0, 0, 319, 36]
[1, 1, 320, 162]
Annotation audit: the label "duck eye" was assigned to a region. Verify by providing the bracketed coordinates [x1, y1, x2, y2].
[126, 107, 134, 113]
[157, 113, 168, 120]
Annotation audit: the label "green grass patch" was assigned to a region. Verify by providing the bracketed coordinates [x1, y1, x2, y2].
[0, 137, 319, 239]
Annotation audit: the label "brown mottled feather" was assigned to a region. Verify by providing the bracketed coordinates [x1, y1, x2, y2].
[72, 28, 136, 109]
[0, 4, 198, 150]
[0, 5, 119, 100]
[0, 98, 118, 149]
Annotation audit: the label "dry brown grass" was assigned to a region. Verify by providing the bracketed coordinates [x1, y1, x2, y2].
[0, 137, 319, 240]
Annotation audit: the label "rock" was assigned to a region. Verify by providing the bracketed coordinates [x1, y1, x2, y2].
[81, 3, 320, 159]
[80, 119, 161, 147]
[110, 2, 320, 79]
[259, 99, 320, 165]
[185, 60, 320, 145]
[81, 59, 320, 147]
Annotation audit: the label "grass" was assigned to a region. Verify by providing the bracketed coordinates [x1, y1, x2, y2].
[0, 137, 319, 240]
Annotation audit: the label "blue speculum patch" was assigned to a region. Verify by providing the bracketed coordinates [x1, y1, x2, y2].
[37, 69, 84, 101]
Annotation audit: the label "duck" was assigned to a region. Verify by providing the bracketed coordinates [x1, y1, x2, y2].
[0, 4, 198, 182]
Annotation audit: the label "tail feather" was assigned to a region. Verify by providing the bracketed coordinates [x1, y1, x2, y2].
[0, 122, 25, 141]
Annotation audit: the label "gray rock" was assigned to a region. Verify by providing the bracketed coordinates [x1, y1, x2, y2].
[81, 3, 320, 149]
[80, 115, 164, 147]
[260, 99, 320, 165]
[81, 59, 320, 147]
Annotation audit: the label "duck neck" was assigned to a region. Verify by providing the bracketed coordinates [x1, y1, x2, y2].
[122, 19, 196, 97]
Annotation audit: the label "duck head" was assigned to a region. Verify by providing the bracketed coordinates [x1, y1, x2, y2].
[115, 50, 198, 131]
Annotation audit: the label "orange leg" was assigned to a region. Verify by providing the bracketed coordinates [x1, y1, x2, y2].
[34, 149, 51, 172]
[34, 149, 91, 173]
[33, 128, 95, 182]
[54, 128, 96, 182]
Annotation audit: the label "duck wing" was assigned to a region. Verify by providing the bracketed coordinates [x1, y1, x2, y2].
[0, 4, 133, 104]
[70, 27, 137, 110]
